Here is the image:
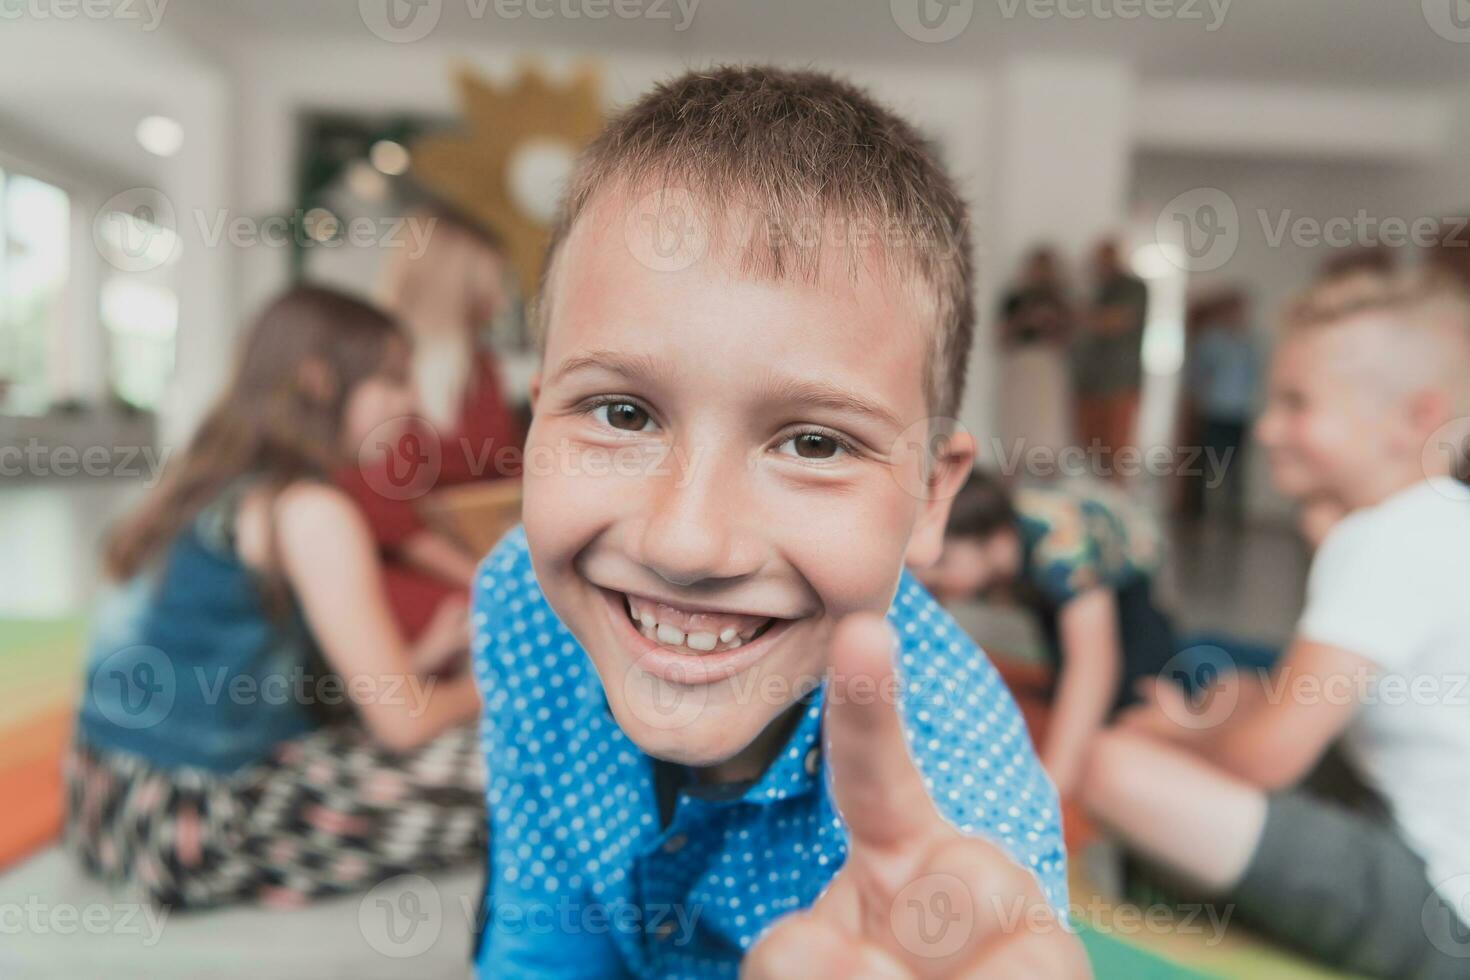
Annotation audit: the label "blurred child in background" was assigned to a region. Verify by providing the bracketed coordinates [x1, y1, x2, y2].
[68, 286, 484, 910]
[916, 471, 1172, 794]
[335, 203, 525, 642]
[1081, 270, 1470, 979]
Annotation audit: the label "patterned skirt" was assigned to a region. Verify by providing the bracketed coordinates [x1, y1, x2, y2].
[64, 722, 486, 910]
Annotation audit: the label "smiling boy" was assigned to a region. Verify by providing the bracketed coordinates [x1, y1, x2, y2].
[471, 67, 1083, 978]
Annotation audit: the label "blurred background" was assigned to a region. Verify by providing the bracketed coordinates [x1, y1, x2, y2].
[2, 2, 1469, 977]
[4, 3, 1470, 617]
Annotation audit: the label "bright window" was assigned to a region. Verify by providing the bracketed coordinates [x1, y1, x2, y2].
[0, 170, 71, 416]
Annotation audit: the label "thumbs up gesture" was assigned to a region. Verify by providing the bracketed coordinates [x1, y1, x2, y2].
[742, 615, 1090, 979]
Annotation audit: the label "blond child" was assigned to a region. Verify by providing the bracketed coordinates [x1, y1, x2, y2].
[1081, 270, 1470, 978]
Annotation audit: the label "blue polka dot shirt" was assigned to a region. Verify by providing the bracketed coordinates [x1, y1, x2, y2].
[472, 527, 1068, 978]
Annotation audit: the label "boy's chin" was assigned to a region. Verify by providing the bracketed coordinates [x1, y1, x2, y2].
[612, 700, 776, 774]
[1266, 460, 1323, 500]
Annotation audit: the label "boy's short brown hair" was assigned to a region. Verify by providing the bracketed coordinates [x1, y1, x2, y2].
[537, 65, 975, 419]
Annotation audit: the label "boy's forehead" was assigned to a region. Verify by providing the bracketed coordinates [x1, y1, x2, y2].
[564, 185, 931, 308]
[553, 187, 930, 336]
[1279, 315, 1413, 402]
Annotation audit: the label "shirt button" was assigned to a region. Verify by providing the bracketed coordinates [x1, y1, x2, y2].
[662, 833, 687, 854]
[804, 745, 821, 776]
[653, 919, 677, 941]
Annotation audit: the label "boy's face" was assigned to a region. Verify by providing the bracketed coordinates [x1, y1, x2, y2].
[521, 190, 972, 773]
[1255, 321, 1409, 503]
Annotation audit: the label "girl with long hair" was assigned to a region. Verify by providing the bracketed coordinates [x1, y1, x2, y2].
[67, 285, 484, 909]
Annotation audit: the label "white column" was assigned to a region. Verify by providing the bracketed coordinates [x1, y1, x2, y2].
[156, 73, 235, 450]
[964, 57, 1135, 459]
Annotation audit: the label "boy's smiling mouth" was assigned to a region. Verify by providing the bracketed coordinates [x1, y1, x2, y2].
[594, 586, 800, 686]
[621, 592, 776, 653]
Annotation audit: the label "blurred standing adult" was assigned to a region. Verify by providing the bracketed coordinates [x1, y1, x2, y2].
[997, 246, 1075, 458]
[1185, 291, 1259, 521]
[1074, 239, 1148, 475]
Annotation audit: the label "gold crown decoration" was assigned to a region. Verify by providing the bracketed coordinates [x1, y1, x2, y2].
[411, 61, 604, 296]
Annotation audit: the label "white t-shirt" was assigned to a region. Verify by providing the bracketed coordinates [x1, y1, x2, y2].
[1297, 477, 1470, 921]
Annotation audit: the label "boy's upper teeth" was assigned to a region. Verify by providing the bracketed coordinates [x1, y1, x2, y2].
[625, 593, 773, 654]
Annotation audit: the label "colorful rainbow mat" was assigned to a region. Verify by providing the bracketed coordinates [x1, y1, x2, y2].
[0, 616, 84, 869]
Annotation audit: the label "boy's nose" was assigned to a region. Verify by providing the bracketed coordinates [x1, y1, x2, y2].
[636, 456, 756, 587]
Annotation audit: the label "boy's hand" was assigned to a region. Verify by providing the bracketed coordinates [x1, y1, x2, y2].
[742, 615, 1089, 980]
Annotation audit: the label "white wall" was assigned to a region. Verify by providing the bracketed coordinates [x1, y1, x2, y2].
[1130, 150, 1429, 521]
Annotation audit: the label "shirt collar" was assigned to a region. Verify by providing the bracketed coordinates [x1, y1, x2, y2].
[736, 687, 825, 806]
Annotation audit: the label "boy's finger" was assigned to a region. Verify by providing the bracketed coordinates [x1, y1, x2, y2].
[823, 613, 936, 850]
[742, 912, 890, 980]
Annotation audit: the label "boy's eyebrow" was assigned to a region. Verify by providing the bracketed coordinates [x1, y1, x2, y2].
[760, 376, 903, 431]
[548, 350, 668, 386]
[548, 348, 902, 430]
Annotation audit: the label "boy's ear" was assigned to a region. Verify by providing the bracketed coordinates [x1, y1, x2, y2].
[1406, 386, 1450, 436]
[904, 427, 976, 570]
[1404, 386, 1456, 463]
[528, 371, 542, 410]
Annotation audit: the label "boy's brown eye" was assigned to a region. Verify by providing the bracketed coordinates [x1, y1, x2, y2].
[793, 433, 840, 459]
[599, 401, 651, 431]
